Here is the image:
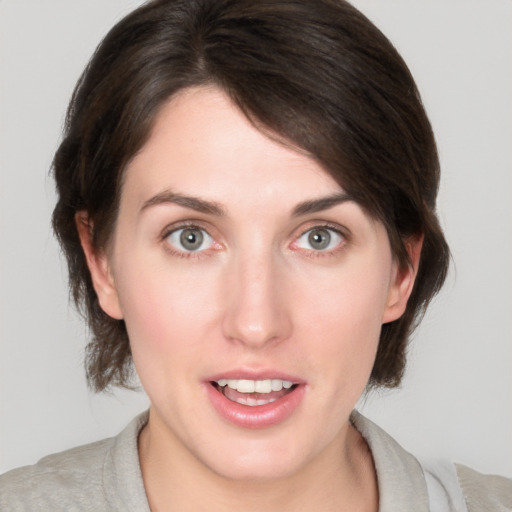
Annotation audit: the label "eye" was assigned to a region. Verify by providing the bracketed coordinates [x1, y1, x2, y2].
[295, 227, 344, 251]
[166, 227, 214, 253]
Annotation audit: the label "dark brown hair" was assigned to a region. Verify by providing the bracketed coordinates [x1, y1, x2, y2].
[52, 0, 450, 391]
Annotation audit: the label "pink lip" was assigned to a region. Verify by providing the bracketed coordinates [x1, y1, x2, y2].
[204, 371, 306, 429]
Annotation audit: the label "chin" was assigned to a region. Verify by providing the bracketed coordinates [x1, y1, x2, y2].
[208, 453, 302, 482]
[196, 431, 321, 483]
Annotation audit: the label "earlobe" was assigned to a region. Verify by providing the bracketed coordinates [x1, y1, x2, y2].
[75, 212, 123, 320]
[382, 234, 423, 324]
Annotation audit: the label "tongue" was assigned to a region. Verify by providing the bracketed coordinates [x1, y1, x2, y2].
[222, 386, 292, 403]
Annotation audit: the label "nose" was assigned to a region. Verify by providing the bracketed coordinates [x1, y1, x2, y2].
[221, 251, 292, 349]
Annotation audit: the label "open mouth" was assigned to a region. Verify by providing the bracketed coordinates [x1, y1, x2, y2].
[211, 379, 299, 407]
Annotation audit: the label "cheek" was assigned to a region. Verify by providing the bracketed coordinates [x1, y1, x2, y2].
[113, 258, 220, 362]
[292, 256, 392, 384]
[298, 260, 390, 339]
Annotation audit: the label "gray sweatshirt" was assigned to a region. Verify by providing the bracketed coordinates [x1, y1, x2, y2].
[1, 411, 510, 511]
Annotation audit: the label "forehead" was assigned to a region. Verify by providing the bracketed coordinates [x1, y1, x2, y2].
[121, 86, 344, 214]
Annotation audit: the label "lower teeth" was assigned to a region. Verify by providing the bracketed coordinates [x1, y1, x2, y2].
[216, 384, 282, 407]
[231, 396, 278, 407]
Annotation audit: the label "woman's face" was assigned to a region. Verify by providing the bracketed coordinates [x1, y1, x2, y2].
[89, 86, 414, 480]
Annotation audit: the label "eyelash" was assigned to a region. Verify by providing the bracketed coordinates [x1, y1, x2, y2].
[161, 222, 219, 260]
[292, 223, 348, 259]
[160, 222, 348, 259]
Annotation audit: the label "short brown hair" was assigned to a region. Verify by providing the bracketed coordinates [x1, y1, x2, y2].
[52, 0, 450, 392]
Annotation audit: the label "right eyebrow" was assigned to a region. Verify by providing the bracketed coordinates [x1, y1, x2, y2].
[139, 190, 226, 216]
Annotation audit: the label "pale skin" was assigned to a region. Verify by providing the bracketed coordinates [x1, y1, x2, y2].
[77, 86, 422, 511]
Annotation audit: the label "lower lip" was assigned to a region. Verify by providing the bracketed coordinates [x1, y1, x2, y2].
[205, 383, 306, 429]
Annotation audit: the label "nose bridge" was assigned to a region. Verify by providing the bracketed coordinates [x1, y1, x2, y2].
[222, 244, 290, 348]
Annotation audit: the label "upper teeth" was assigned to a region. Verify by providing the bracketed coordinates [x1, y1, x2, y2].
[215, 379, 294, 393]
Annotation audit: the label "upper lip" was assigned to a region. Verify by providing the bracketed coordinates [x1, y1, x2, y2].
[206, 369, 304, 384]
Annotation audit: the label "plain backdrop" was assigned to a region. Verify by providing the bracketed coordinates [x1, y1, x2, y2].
[1, 0, 511, 477]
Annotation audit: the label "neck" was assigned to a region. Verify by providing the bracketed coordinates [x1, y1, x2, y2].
[138, 409, 378, 512]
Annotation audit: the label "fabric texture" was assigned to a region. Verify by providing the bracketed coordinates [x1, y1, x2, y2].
[0, 413, 150, 512]
[419, 458, 469, 512]
[1, 410, 510, 511]
[456, 463, 512, 512]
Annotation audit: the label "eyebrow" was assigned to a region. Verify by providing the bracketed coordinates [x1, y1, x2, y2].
[140, 190, 352, 217]
[292, 192, 353, 216]
[140, 190, 226, 216]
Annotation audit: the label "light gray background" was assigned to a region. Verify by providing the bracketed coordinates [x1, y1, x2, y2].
[1, 1, 511, 477]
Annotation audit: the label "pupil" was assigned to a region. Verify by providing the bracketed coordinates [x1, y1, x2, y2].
[180, 228, 203, 251]
[309, 229, 330, 250]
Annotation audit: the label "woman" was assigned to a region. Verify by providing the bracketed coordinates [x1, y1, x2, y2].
[1, 0, 510, 510]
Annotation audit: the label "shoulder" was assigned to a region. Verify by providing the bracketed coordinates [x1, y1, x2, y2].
[0, 411, 150, 512]
[455, 463, 512, 512]
[0, 437, 114, 511]
[352, 411, 512, 512]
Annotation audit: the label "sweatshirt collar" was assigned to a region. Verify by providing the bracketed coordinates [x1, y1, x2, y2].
[351, 410, 429, 512]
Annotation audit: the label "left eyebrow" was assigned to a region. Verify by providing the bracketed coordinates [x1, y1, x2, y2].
[292, 193, 353, 217]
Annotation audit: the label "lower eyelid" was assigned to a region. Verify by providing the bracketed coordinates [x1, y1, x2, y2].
[161, 223, 347, 257]
[294, 227, 345, 251]
[164, 226, 214, 253]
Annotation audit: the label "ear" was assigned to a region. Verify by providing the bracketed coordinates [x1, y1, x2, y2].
[75, 212, 123, 320]
[382, 234, 423, 324]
